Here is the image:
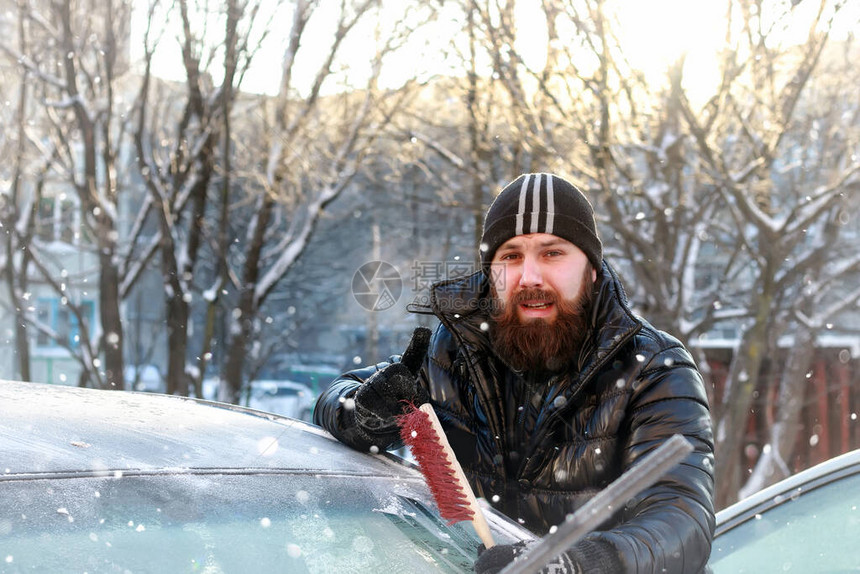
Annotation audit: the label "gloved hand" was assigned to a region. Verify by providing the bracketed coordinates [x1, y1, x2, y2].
[353, 327, 431, 441]
[474, 541, 581, 574]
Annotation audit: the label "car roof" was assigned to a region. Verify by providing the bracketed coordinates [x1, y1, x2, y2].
[715, 447, 860, 533]
[0, 380, 417, 481]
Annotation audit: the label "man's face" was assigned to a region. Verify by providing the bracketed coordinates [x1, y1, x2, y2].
[489, 233, 596, 322]
[488, 233, 597, 373]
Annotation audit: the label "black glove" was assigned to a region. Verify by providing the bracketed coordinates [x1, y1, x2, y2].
[353, 327, 431, 442]
[474, 541, 582, 574]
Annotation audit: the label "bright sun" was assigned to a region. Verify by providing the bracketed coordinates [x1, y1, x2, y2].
[604, 0, 858, 102]
[513, 0, 728, 104]
[614, 0, 728, 103]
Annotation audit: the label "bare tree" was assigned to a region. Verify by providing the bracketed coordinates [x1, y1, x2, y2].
[1, 0, 139, 389]
[131, 0, 280, 396]
[727, 26, 860, 499]
[390, 0, 545, 264]
[664, 0, 859, 506]
[1, 3, 40, 381]
[217, 0, 437, 403]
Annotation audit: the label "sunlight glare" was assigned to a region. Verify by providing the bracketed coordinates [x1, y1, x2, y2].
[511, 0, 727, 103]
[613, 0, 726, 102]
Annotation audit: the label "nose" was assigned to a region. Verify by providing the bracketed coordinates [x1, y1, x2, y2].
[518, 255, 543, 288]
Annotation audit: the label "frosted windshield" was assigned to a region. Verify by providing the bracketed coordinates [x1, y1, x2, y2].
[2, 472, 502, 573]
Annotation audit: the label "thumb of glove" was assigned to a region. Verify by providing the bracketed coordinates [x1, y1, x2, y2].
[400, 327, 431, 376]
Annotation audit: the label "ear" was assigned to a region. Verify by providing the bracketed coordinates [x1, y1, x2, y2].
[591, 268, 598, 283]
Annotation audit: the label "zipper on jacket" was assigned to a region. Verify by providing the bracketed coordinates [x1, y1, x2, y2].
[513, 372, 561, 479]
[518, 325, 641, 480]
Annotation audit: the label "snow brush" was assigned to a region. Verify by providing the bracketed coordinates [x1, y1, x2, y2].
[398, 402, 495, 549]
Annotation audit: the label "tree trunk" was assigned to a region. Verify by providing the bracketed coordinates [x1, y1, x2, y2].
[99, 253, 125, 390]
[6, 52, 32, 382]
[740, 328, 816, 499]
[221, 193, 274, 403]
[165, 293, 190, 396]
[715, 260, 775, 506]
[222, 289, 255, 404]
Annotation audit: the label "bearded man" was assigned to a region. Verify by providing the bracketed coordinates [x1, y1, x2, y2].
[314, 173, 715, 573]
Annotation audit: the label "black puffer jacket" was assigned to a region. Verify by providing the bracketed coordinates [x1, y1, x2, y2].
[315, 262, 715, 573]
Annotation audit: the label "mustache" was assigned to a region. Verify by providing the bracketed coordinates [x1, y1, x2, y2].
[509, 288, 559, 306]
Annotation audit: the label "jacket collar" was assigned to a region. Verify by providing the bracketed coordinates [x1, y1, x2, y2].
[424, 270, 493, 349]
[578, 261, 643, 381]
[429, 270, 488, 318]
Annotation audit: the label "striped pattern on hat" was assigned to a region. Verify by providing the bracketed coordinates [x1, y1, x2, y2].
[480, 173, 603, 272]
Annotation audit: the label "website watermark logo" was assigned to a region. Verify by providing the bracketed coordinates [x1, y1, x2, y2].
[351, 258, 504, 312]
[352, 261, 403, 311]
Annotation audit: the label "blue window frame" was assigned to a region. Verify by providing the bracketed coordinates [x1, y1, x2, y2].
[36, 298, 95, 349]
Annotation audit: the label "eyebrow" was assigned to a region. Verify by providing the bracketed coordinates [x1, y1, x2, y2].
[537, 239, 567, 248]
[497, 238, 568, 251]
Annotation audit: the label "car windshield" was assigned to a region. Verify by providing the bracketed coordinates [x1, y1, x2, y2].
[709, 471, 860, 572]
[2, 472, 502, 573]
[268, 387, 305, 397]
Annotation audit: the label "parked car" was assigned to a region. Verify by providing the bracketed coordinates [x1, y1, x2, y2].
[708, 448, 860, 572]
[247, 379, 316, 422]
[123, 364, 165, 393]
[0, 380, 534, 572]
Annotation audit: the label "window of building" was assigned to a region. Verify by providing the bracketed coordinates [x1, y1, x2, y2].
[36, 298, 95, 349]
[36, 195, 78, 244]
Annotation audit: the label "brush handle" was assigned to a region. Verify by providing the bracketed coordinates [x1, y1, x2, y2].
[419, 403, 496, 549]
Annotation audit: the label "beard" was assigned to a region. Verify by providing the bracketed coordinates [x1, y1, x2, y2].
[489, 268, 595, 374]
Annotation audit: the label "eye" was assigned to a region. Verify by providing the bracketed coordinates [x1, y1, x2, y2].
[499, 252, 521, 261]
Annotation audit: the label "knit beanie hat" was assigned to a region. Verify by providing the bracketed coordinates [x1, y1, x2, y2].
[480, 173, 603, 273]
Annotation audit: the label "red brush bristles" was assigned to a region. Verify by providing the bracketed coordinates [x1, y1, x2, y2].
[397, 403, 475, 525]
